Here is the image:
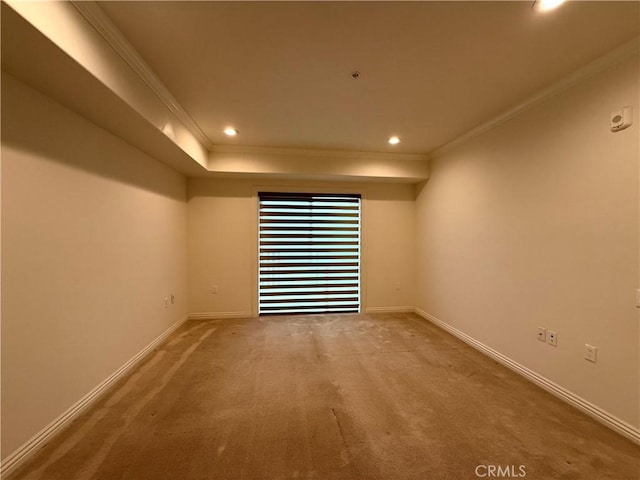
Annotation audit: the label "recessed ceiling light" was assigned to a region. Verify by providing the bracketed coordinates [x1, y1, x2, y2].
[388, 136, 400, 145]
[533, 0, 566, 12]
[224, 127, 238, 136]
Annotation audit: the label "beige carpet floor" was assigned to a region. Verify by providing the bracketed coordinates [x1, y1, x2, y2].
[9, 313, 639, 480]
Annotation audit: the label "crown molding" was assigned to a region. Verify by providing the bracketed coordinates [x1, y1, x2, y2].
[69, 3, 638, 163]
[70, 1, 213, 150]
[431, 36, 640, 159]
[210, 144, 429, 162]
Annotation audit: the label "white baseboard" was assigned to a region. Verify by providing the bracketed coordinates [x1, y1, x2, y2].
[413, 307, 640, 445]
[0, 315, 189, 479]
[188, 311, 253, 320]
[3, 308, 636, 479]
[365, 306, 415, 314]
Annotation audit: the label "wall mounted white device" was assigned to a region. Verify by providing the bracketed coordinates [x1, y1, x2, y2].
[610, 106, 633, 132]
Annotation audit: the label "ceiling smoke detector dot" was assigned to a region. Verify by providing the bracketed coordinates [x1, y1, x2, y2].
[351, 71, 361, 79]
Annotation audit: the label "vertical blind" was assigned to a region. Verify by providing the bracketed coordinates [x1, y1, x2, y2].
[258, 192, 361, 315]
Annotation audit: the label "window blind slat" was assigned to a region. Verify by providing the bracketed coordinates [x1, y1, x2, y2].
[258, 193, 361, 315]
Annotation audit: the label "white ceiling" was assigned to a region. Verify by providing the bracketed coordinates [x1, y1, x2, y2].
[92, 1, 639, 154]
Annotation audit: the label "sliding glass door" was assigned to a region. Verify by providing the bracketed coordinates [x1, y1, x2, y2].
[258, 192, 361, 315]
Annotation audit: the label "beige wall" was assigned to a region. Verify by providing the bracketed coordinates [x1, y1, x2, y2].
[207, 147, 429, 182]
[3, 34, 637, 466]
[4, 0, 209, 170]
[1, 74, 188, 457]
[187, 178, 415, 315]
[415, 55, 639, 427]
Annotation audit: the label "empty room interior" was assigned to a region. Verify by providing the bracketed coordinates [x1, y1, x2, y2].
[1, 1, 639, 479]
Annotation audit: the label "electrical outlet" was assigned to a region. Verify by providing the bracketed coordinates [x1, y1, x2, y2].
[585, 344, 597, 363]
[171, 294, 175, 304]
[547, 331, 558, 347]
[211, 285, 218, 294]
[164, 297, 169, 308]
[537, 327, 546, 342]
